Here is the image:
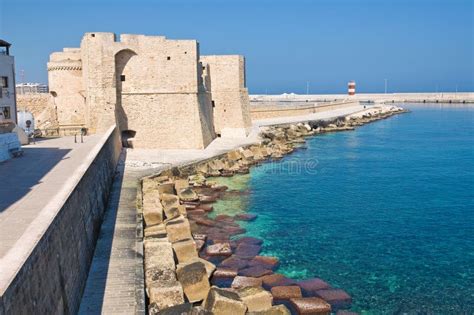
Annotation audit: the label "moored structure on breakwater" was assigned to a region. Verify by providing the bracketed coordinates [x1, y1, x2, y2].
[47, 33, 252, 148]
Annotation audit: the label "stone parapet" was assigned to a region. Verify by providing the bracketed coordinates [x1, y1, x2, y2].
[0, 126, 121, 314]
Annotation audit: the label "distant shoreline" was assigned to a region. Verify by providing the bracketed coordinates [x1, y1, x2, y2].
[250, 92, 474, 104]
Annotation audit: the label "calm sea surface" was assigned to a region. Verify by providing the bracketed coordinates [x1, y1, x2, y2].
[212, 104, 474, 314]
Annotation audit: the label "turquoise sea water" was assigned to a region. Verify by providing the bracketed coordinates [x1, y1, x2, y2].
[213, 104, 474, 314]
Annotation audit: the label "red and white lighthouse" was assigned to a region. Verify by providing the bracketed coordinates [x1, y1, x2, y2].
[348, 81, 356, 96]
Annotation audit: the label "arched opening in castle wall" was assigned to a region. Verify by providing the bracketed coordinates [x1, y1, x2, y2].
[115, 49, 138, 147]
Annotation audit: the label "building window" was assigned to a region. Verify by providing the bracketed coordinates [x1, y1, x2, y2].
[0, 106, 11, 119]
[120, 75, 126, 82]
[167, 56, 171, 60]
[0, 76, 8, 88]
[212, 101, 215, 108]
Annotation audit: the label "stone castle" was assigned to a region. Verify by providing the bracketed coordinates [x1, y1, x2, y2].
[47, 32, 252, 149]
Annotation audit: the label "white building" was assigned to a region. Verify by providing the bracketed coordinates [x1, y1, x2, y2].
[0, 39, 16, 123]
[16, 82, 49, 95]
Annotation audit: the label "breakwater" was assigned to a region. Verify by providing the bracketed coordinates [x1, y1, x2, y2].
[0, 126, 121, 314]
[139, 105, 407, 314]
[250, 100, 359, 120]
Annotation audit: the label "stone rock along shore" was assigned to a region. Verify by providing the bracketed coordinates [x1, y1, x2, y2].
[140, 105, 407, 315]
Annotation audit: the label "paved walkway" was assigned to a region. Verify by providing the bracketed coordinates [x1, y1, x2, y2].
[79, 151, 145, 315]
[0, 134, 103, 258]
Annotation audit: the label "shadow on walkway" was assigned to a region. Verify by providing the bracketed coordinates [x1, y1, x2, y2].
[0, 147, 70, 212]
[79, 149, 143, 314]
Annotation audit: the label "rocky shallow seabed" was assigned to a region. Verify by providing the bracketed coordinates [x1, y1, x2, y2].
[140, 106, 408, 315]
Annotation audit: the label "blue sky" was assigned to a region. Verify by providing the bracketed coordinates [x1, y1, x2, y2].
[0, 0, 472, 94]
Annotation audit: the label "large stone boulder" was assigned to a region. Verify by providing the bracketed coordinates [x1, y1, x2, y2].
[158, 182, 175, 195]
[297, 278, 330, 297]
[203, 287, 247, 315]
[178, 187, 200, 202]
[248, 256, 280, 270]
[176, 261, 211, 303]
[271, 286, 302, 301]
[220, 255, 249, 270]
[238, 265, 273, 278]
[235, 243, 261, 258]
[247, 305, 291, 315]
[174, 179, 189, 192]
[237, 286, 273, 312]
[177, 257, 216, 279]
[144, 240, 175, 273]
[208, 159, 226, 171]
[155, 303, 192, 315]
[160, 193, 181, 219]
[289, 297, 331, 315]
[188, 174, 207, 186]
[143, 191, 164, 226]
[172, 238, 198, 263]
[205, 242, 232, 257]
[166, 216, 193, 243]
[315, 289, 352, 310]
[231, 276, 262, 289]
[147, 282, 185, 311]
[145, 239, 184, 308]
[144, 224, 167, 239]
[155, 303, 213, 315]
[142, 177, 160, 193]
[213, 267, 238, 279]
[227, 150, 242, 161]
[261, 274, 297, 289]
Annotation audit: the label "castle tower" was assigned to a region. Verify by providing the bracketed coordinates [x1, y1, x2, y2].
[47, 48, 86, 134]
[79, 32, 215, 149]
[200, 55, 252, 138]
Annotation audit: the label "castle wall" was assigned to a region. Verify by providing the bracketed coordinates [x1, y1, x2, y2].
[47, 33, 256, 149]
[16, 94, 55, 129]
[78, 32, 215, 148]
[200, 55, 252, 138]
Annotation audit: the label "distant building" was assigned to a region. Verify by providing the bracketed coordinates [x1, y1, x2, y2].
[0, 39, 17, 123]
[16, 82, 49, 95]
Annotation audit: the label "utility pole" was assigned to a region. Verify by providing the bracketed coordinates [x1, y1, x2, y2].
[20, 70, 25, 83]
[384, 79, 388, 94]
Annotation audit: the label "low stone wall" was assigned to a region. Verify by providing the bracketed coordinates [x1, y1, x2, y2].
[0, 126, 121, 314]
[250, 100, 359, 120]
